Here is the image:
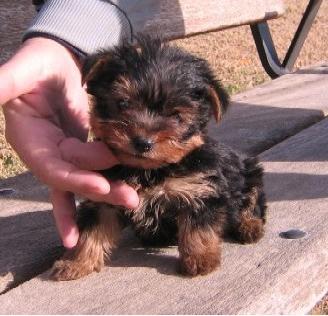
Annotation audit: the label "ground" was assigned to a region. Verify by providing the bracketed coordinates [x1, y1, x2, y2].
[0, 0, 327, 313]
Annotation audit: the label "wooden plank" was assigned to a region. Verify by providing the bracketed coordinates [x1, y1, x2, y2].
[119, 0, 285, 39]
[0, 63, 328, 295]
[210, 63, 328, 155]
[0, 173, 61, 294]
[0, 0, 284, 64]
[1, 118, 328, 314]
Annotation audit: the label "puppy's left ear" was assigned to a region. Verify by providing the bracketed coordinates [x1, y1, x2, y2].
[82, 53, 110, 86]
[207, 82, 230, 123]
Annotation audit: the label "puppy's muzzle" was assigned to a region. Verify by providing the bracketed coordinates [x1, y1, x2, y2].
[132, 137, 154, 153]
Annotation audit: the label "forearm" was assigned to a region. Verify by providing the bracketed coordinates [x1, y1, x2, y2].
[25, 0, 132, 56]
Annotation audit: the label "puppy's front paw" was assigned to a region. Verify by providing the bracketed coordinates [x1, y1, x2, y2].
[51, 259, 101, 281]
[179, 252, 220, 277]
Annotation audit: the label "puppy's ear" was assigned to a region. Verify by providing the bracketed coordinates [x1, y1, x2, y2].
[207, 82, 230, 123]
[82, 54, 109, 86]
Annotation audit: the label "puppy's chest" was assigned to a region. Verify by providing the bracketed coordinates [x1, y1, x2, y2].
[134, 174, 218, 231]
[102, 166, 218, 230]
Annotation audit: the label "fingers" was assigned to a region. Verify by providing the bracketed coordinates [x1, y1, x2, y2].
[59, 138, 119, 170]
[42, 157, 139, 209]
[4, 97, 139, 210]
[87, 181, 140, 209]
[47, 159, 112, 195]
[50, 189, 79, 249]
[58, 138, 140, 208]
[106, 181, 140, 208]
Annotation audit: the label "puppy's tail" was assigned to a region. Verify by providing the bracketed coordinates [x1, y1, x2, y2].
[241, 157, 267, 221]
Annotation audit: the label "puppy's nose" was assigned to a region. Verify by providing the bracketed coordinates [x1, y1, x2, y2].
[132, 137, 154, 153]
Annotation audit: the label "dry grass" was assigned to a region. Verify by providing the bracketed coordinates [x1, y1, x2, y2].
[0, 111, 26, 178]
[312, 293, 328, 315]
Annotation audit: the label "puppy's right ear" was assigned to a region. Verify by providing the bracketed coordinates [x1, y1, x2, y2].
[207, 81, 230, 123]
[82, 54, 109, 86]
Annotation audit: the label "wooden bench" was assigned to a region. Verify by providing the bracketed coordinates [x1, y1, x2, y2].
[1, 0, 327, 314]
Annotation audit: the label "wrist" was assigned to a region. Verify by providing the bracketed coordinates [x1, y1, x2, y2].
[24, 33, 85, 65]
[21, 37, 83, 80]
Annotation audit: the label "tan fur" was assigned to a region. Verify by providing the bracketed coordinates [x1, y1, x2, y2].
[151, 135, 204, 166]
[208, 86, 224, 122]
[133, 110, 161, 129]
[51, 204, 122, 281]
[159, 173, 218, 206]
[99, 133, 205, 169]
[178, 213, 221, 276]
[111, 75, 138, 99]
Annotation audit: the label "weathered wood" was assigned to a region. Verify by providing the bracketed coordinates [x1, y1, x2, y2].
[0, 0, 284, 64]
[0, 173, 61, 294]
[119, 0, 285, 39]
[210, 63, 328, 155]
[1, 118, 328, 314]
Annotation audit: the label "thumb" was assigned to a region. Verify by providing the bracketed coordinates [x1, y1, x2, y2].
[0, 50, 41, 105]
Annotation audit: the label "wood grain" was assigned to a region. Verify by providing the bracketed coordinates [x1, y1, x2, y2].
[210, 63, 328, 155]
[119, 0, 284, 39]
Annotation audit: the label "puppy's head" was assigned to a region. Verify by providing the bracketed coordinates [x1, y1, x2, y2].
[83, 35, 229, 169]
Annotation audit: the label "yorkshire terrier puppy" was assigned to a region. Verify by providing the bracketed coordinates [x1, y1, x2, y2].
[51, 35, 266, 281]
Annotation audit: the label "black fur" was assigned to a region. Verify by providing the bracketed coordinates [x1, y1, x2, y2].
[84, 35, 229, 135]
[98, 137, 266, 244]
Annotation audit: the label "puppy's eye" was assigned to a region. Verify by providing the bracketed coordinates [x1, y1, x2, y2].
[117, 99, 129, 110]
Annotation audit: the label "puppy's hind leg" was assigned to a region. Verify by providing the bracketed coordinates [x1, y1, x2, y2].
[233, 187, 266, 244]
[51, 202, 123, 281]
[229, 156, 267, 244]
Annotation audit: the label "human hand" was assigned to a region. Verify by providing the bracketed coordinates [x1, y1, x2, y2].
[0, 37, 139, 248]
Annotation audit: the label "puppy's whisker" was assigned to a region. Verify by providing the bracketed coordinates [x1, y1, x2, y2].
[97, 120, 128, 126]
[107, 140, 121, 146]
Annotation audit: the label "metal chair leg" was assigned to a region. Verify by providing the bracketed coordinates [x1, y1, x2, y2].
[251, 0, 323, 78]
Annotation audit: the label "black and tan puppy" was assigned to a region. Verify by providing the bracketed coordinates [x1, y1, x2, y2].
[52, 35, 266, 280]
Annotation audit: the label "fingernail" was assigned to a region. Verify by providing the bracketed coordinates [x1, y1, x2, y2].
[107, 182, 140, 209]
[62, 228, 79, 249]
[123, 190, 140, 209]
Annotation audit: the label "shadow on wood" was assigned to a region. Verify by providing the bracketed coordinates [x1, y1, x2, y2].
[0, 210, 62, 294]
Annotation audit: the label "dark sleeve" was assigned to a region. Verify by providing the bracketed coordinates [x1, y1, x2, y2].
[25, 0, 132, 56]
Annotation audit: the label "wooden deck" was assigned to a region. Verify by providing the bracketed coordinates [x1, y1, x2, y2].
[0, 63, 327, 314]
